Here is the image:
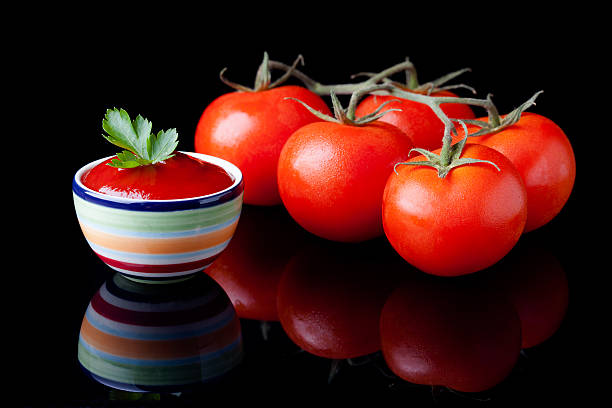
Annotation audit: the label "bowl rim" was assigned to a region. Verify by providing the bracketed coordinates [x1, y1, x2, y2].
[73, 151, 244, 211]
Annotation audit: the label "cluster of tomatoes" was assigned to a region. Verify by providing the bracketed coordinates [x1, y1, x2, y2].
[194, 54, 576, 278]
[195, 54, 575, 393]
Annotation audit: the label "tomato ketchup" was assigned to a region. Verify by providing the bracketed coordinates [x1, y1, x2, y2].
[82, 152, 234, 199]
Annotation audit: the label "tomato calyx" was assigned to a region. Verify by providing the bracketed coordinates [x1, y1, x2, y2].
[219, 52, 305, 92]
[384, 89, 543, 179]
[286, 83, 402, 126]
[394, 122, 500, 178]
[458, 91, 543, 137]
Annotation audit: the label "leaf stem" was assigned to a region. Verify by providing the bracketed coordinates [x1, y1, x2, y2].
[268, 59, 415, 95]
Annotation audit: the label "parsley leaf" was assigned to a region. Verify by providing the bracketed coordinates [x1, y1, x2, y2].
[102, 108, 178, 168]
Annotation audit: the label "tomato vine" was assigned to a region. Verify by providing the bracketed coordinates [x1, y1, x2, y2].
[268, 56, 546, 179]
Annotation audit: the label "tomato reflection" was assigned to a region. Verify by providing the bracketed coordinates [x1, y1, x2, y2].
[380, 273, 522, 393]
[378, 238, 568, 393]
[203, 204, 568, 393]
[486, 239, 569, 348]
[206, 205, 310, 321]
[277, 239, 405, 360]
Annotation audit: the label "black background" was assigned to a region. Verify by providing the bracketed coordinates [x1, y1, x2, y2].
[13, 6, 604, 406]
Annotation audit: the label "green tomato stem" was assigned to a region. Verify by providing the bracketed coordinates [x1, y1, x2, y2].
[268, 59, 416, 95]
[220, 52, 305, 92]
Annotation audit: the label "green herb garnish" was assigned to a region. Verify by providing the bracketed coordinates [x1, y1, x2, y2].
[102, 108, 179, 168]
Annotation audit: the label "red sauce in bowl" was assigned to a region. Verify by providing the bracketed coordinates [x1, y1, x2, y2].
[81, 152, 235, 200]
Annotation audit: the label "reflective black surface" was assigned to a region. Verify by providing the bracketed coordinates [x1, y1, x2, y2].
[19, 13, 601, 406]
[23, 202, 589, 405]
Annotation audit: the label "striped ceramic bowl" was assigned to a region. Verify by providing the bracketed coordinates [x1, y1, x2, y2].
[78, 272, 243, 392]
[73, 152, 243, 282]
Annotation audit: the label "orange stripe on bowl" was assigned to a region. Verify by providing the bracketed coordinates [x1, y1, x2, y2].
[79, 315, 241, 360]
[79, 220, 238, 254]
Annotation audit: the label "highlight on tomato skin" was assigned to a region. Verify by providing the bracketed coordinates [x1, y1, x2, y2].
[382, 144, 528, 277]
[379, 273, 522, 393]
[195, 85, 331, 206]
[276, 239, 406, 360]
[205, 205, 310, 322]
[452, 112, 576, 232]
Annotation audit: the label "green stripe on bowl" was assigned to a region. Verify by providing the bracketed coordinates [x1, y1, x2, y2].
[73, 193, 242, 233]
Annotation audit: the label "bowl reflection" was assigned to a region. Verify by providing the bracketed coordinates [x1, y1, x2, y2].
[77, 272, 243, 392]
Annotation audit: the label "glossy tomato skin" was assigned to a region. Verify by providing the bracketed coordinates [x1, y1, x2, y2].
[277, 121, 415, 242]
[380, 276, 522, 393]
[382, 144, 527, 276]
[195, 85, 331, 206]
[355, 90, 475, 151]
[453, 112, 576, 232]
[81, 152, 234, 200]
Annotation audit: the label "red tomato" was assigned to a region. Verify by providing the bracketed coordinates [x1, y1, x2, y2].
[380, 276, 522, 393]
[195, 85, 331, 206]
[277, 121, 415, 242]
[382, 144, 527, 276]
[206, 205, 308, 321]
[82, 152, 234, 199]
[355, 90, 475, 151]
[276, 241, 404, 359]
[453, 112, 576, 232]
